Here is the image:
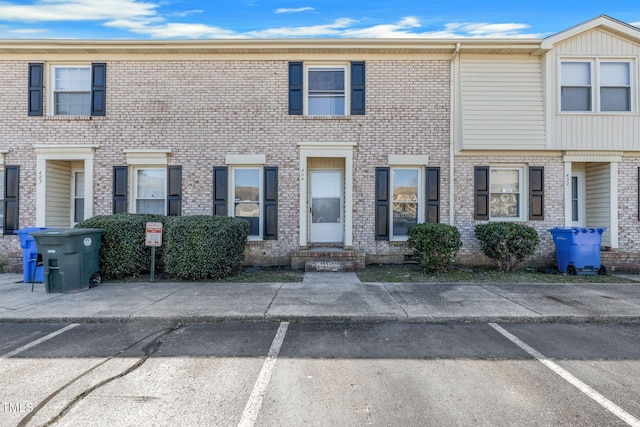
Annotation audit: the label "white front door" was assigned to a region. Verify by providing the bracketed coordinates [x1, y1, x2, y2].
[310, 170, 343, 243]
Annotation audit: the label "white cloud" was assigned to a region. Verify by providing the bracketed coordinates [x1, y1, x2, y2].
[0, 0, 157, 22]
[274, 7, 314, 14]
[106, 19, 243, 38]
[246, 18, 356, 38]
[631, 21, 640, 28]
[0, 2, 546, 39]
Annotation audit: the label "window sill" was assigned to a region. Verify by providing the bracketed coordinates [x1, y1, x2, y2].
[302, 115, 352, 120]
[44, 115, 97, 121]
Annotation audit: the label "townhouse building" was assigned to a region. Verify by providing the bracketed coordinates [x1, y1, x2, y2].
[1, 15, 639, 273]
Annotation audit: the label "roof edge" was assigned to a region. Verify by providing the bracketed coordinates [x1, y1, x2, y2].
[541, 14, 640, 49]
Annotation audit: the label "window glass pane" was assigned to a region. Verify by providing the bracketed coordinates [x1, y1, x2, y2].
[74, 198, 85, 223]
[600, 62, 630, 86]
[561, 87, 591, 111]
[490, 170, 519, 193]
[561, 62, 591, 86]
[309, 69, 344, 91]
[55, 67, 90, 91]
[392, 169, 418, 237]
[308, 96, 345, 115]
[136, 199, 165, 215]
[601, 87, 630, 111]
[234, 169, 260, 236]
[136, 169, 166, 199]
[490, 169, 520, 218]
[234, 169, 259, 202]
[55, 93, 91, 115]
[311, 198, 341, 223]
[75, 172, 85, 197]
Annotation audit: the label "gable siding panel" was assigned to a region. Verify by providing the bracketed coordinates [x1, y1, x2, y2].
[552, 29, 640, 151]
[460, 56, 545, 150]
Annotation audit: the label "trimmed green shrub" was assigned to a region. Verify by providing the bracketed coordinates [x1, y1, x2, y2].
[474, 222, 540, 271]
[76, 213, 167, 279]
[164, 215, 249, 280]
[408, 223, 462, 273]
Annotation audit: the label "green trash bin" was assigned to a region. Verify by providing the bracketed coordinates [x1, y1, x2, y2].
[31, 228, 104, 293]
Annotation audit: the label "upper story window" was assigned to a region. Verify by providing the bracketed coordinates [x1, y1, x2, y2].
[561, 60, 632, 113]
[307, 65, 347, 116]
[53, 66, 91, 116]
[288, 61, 365, 116]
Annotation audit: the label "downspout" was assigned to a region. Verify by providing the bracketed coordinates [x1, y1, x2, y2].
[449, 43, 461, 225]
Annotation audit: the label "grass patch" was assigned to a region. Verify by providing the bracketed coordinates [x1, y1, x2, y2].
[357, 263, 632, 283]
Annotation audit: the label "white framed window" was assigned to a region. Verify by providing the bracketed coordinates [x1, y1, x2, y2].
[390, 167, 422, 240]
[134, 168, 166, 215]
[231, 167, 262, 239]
[560, 59, 633, 113]
[51, 65, 92, 116]
[305, 64, 349, 116]
[72, 171, 85, 224]
[490, 167, 524, 220]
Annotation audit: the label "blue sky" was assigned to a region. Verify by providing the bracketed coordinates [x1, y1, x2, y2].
[0, 0, 638, 39]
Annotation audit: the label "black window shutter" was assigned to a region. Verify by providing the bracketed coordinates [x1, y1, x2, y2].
[112, 166, 128, 214]
[288, 62, 303, 115]
[212, 166, 228, 216]
[91, 63, 106, 116]
[167, 166, 182, 216]
[4, 166, 19, 234]
[28, 63, 43, 117]
[425, 167, 440, 223]
[474, 166, 489, 220]
[351, 61, 366, 115]
[263, 166, 278, 240]
[529, 166, 544, 221]
[375, 167, 390, 240]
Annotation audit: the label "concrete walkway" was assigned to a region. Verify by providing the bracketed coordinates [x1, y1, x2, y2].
[1, 272, 640, 323]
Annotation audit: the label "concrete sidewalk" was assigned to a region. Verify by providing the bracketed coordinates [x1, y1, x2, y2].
[1, 272, 640, 323]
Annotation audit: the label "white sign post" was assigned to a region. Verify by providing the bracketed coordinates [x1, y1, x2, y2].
[145, 222, 163, 282]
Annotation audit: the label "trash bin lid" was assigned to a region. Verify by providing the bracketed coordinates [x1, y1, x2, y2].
[30, 228, 104, 237]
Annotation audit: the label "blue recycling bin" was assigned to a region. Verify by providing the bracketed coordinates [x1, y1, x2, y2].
[14, 227, 50, 283]
[549, 227, 606, 275]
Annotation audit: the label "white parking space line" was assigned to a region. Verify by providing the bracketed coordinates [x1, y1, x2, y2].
[490, 323, 640, 427]
[238, 321, 289, 427]
[0, 323, 79, 359]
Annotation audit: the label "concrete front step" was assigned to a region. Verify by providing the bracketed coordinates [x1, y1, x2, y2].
[291, 248, 366, 271]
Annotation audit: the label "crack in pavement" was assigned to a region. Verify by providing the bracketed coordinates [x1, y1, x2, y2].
[17, 323, 182, 427]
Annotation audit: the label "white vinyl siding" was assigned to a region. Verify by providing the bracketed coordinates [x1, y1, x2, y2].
[45, 161, 72, 228]
[585, 163, 611, 247]
[460, 56, 545, 150]
[551, 28, 640, 150]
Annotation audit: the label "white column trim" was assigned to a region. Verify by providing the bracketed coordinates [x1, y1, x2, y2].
[610, 162, 619, 248]
[564, 161, 572, 227]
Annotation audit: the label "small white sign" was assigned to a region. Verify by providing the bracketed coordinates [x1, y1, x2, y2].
[145, 222, 163, 247]
[83, 237, 92, 247]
